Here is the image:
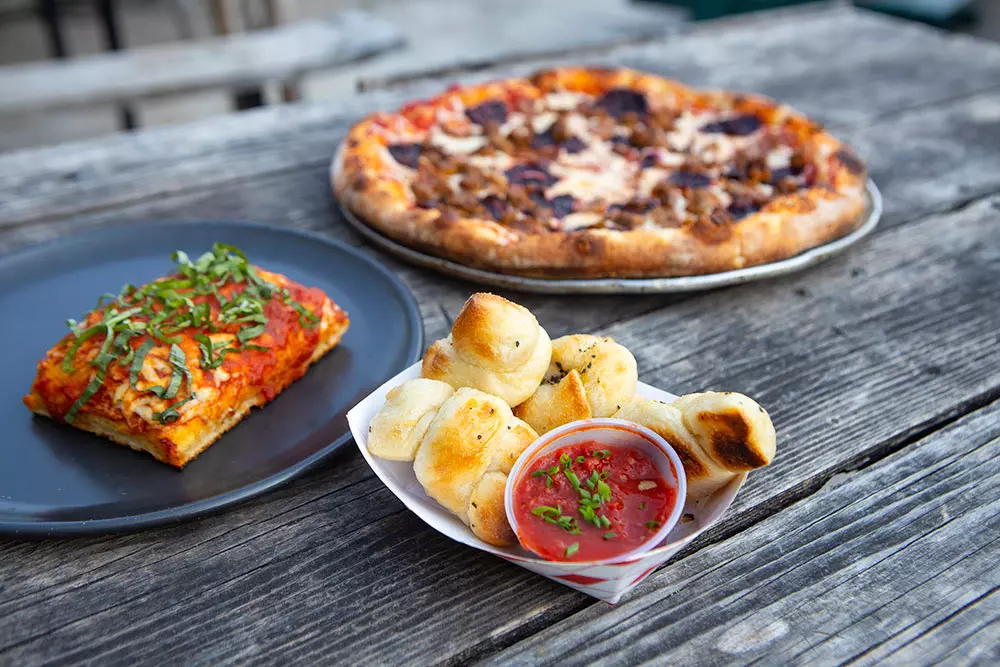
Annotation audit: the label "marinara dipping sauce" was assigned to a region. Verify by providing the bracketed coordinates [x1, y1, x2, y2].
[510, 439, 679, 562]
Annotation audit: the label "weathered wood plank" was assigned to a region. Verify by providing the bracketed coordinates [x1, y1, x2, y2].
[381, 6, 1000, 128]
[3, 7, 1000, 231]
[4, 82, 999, 351]
[1, 9, 998, 352]
[0, 12, 404, 114]
[340, 0, 686, 96]
[2, 8, 1000, 665]
[489, 399, 1000, 666]
[1, 188, 998, 665]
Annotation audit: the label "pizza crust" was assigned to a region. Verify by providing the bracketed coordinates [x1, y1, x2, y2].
[333, 68, 869, 279]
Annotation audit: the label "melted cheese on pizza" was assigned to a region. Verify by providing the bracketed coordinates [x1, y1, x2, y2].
[373, 76, 838, 236]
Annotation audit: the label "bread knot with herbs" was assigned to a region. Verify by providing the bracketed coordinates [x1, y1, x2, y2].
[367, 380, 538, 546]
[422, 293, 552, 407]
[514, 334, 638, 434]
[613, 392, 776, 501]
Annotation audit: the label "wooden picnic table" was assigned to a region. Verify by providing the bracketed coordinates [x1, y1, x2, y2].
[1, 4, 999, 664]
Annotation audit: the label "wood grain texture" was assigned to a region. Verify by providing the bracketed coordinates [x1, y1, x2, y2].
[379, 5, 1000, 128]
[1, 8, 999, 348]
[1, 6, 1000, 665]
[344, 0, 686, 95]
[4, 7, 1000, 231]
[489, 399, 1000, 666]
[1, 189, 998, 666]
[0, 12, 404, 114]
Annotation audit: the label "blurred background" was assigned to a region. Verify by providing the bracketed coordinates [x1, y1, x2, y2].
[0, 0, 996, 153]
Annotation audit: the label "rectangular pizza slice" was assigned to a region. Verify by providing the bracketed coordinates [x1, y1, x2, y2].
[23, 243, 349, 468]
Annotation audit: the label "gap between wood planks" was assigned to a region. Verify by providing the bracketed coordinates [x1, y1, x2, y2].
[426, 190, 1000, 662]
[419, 187, 1000, 345]
[1, 10, 999, 662]
[355, 2, 849, 92]
[355, 33, 667, 93]
[0, 479, 410, 656]
[485, 398, 1000, 665]
[0, 179, 996, 663]
[448, 390, 1000, 666]
[4, 6, 1000, 232]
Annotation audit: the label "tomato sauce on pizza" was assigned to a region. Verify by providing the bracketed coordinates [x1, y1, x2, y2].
[333, 67, 867, 279]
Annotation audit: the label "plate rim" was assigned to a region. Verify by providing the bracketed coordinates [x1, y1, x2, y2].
[333, 147, 882, 294]
[0, 220, 424, 538]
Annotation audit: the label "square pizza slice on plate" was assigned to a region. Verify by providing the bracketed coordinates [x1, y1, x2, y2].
[23, 243, 349, 468]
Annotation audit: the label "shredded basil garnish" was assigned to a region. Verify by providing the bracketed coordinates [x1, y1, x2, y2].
[59, 243, 318, 424]
[237, 324, 267, 343]
[154, 392, 198, 424]
[65, 366, 107, 423]
[130, 339, 155, 388]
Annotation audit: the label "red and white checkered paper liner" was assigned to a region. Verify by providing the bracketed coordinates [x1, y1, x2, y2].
[347, 363, 745, 604]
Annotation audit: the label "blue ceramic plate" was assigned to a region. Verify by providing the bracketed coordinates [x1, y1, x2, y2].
[0, 222, 423, 537]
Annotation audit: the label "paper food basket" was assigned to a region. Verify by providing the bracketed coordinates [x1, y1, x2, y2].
[347, 362, 745, 604]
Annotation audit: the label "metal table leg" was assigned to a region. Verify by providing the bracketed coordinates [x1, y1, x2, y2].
[94, 0, 137, 130]
[37, 0, 68, 58]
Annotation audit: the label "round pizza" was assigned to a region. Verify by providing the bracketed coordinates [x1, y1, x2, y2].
[333, 67, 868, 279]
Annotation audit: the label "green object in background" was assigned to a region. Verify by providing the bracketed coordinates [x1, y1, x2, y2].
[636, 0, 822, 21]
[637, 0, 973, 25]
[857, 0, 975, 27]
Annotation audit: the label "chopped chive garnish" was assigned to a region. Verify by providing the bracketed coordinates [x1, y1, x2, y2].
[646, 521, 661, 530]
[564, 543, 579, 558]
[599, 515, 612, 529]
[576, 456, 585, 463]
[639, 502, 647, 510]
[594, 449, 611, 459]
[545, 476, 553, 488]
[585, 479, 596, 490]
[531, 470, 546, 478]
[596, 480, 612, 502]
[564, 470, 581, 489]
[532, 506, 580, 534]
[547, 465, 560, 476]
[603, 531, 617, 540]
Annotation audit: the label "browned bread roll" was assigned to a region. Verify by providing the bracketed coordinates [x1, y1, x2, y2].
[515, 334, 638, 434]
[367, 378, 455, 461]
[613, 392, 776, 501]
[466, 417, 538, 545]
[369, 381, 539, 546]
[422, 293, 551, 407]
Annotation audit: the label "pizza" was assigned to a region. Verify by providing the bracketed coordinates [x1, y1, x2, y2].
[24, 244, 349, 468]
[333, 67, 868, 279]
